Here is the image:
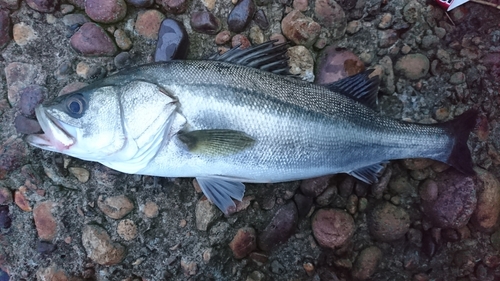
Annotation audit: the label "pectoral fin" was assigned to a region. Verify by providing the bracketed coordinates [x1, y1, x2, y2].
[348, 162, 387, 184]
[196, 177, 245, 214]
[177, 129, 255, 156]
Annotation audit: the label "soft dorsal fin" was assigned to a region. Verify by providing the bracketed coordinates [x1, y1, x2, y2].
[324, 70, 380, 110]
[209, 41, 290, 75]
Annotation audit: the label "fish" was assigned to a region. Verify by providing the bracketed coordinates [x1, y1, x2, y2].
[25, 41, 478, 214]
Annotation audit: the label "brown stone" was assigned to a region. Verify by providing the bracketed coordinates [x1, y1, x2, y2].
[117, 219, 138, 241]
[229, 227, 256, 259]
[70, 23, 117, 57]
[33, 201, 57, 241]
[281, 10, 320, 47]
[36, 265, 68, 281]
[368, 201, 410, 241]
[352, 246, 383, 280]
[472, 167, 500, 232]
[14, 189, 31, 212]
[82, 224, 125, 265]
[85, 0, 127, 24]
[312, 208, 355, 249]
[135, 10, 165, 40]
[97, 195, 134, 219]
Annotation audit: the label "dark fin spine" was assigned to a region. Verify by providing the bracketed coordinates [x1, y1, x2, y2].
[324, 70, 380, 110]
[442, 109, 478, 176]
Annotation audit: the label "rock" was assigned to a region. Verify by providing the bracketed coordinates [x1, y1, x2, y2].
[62, 13, 89, 28]
[258, 202, 298, 251]
[196, 196, 220, 231]
[229, 227, 256, 259]
[421, 170, 477, 229]
[314, 0, 346, 39]
[293, 0, 308, 11]
[249, 25, 264, 44]
[247, 270, 265, 281]
[191, 11, 221, 35]
[253, 9, 269, 30]
[82, 224, 125, 265]
[227, 0, 255, 33]
[180, 258, 197, 276]
[346, 20, 361, 34]
[70, 23, 117, 56]
[14, 114, 41, 134]
[0, 138, 27, 180]
[395, 53, 429, 80]
[315, 46, 364, 84]
[6, 62, 41, 106]
[421, 34, 439, 49]
[33, 201, 57, 241]
[162, 0, 187, 14]
[312, 208, 355, 249]
[85, 0, 127, 24]
[36, 265, 68, 281]
[300, 175, 333, 197]
[378, 29, 398, 48]
[339, 177, 355, 197]
[471, 167, 500, 232]
[155, 19, 189, 62]
[68, 167, 90, 183]
[293, 193, 313, 218]
[18, 85, 46, 117]
[26, 0, 58, 13]
[114, 29, 132, 50]
[287, 45, 314, 82]
[388, 176, 413, 195]
[403, 0, 423, 24]
[142, 201, 159, 218]
[97, 195, 134, 219]
[0, 9, 10, 50]
[352, 246, 383, 280]
[419, 179, 438, 201]
[316, 186, 336, 206]
[114, 52, 131, 69]
[378, 13, 392, 29]
[126, 0, 153, 7]
[13, 22, 36, 46]
[201, 0, 215, 10]
[269, 33, 286, 44]
[135, 9, 165, 40]
[0, 205, 11, 229]
[67, 0, 84, 9]
[449, 72, 466, 85]
[117, 219, 138, 241]
[368, 201, 410, 241]
[378, 55, 395, 94]
[0, 0, 20, 9]
[215, 30, 231, 45]
[346, 194, 358, 214]
[0, 187, 12, 205]
[281, 10, 321, 47]
[36, 240, 56, 254]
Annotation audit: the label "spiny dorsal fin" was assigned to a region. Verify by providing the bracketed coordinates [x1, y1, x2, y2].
[209, 41, 290, 75]
[325, 70, 380, 110]
[177, 129, 255, 156]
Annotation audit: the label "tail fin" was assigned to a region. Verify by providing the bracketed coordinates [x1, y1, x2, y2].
[442, 109, 478, 176]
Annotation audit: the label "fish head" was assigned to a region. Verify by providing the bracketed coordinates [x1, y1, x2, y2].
[25, 80, 181, 172]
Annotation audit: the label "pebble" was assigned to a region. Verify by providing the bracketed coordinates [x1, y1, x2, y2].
[117, 219, 138, 241]
[36, 265, 68, 281]
[257, 202, 298, 251]
[449, 72, 466, 85]
[67, 0, 84, 9]
[346, 20, 362, 34]
[346, 194, 358, 214]
[62, 13, 89, 28]
[215, 30, 231, 45]
[368, 201, 410, 241]
[18, 85, 46, 117]
[14, 188, 31, 211]
[195, 197, 220, 231]
[114, 29, 132, 50]
[0, 9, 9, 50]
[26, 0, 58, 13]
[471, 167, 500, 232]
[287, 45, 314, 82]
[421, 169, 477, 229]
[314, 0, 346, 39]
[76, 61, 90, 78]
[97, 195, 134, 219]
[155, 18, 189, 62]
[231, 34, 250, 48]
[180, 258, 198, 276]
[378, 29, 398, 48]
[253, 9, 269, 30]
[281, 10, 320, 47]
[60, 4, 74, 14]
[352, 246, 383, 280]
[0, 138, 27, 179]
[229, 227, 256, 259]
[201, 0, 215, 10]
[316, 186, 336, 206]
[269, 33, 286, 44]
[419, 179, 438, 201]
[33, 201, 57, 241]
[162, 0, 188, 14]
[421, 35, 439, 49]
[114, 52, 131, 69]
[82, 224, 126, 265]
[315, 46, 364, 84]
[191, 11, 221, 35]
[388, 176, 413, 195]
[0, 187, 12, 204]
[126, 0, 153, 7]
[300, 175, 333, 197]
[142, 201, 159, 218]
[249, 25, 264, 44]
[13, 22, 37, 46]
[68, 167, 90, 183]
[70, 23, 117, 56]
[449, 6, 467, 23]
[403, 0, 423, 24]
[378, 55, 395, 94]
[293, 0, 308, 11]
[135, 9, 165, 40]
[36, 240, 56, 254]
[395, 53, 429, 80]
[312, 208, 355, 249]
[85, 0, 127, 24]
[378, 13, 392, 29]
[293, 193, 313, 218]
[227, 0, 255, 33]
[0, 205, 11, 229]
[0, 0, 19, 9]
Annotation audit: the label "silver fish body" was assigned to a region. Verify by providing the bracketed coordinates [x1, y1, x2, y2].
[26, 45, 476, 213]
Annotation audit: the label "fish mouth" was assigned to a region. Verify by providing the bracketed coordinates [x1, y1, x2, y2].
[25, 106, 77, 151]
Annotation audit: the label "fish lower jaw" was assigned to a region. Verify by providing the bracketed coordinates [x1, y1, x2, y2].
[25, 134, 73, 152]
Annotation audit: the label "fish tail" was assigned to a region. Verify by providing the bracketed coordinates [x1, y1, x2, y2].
[441, 109, 478, 175]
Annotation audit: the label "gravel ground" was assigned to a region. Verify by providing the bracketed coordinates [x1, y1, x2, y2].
[1, 0, 500, 280]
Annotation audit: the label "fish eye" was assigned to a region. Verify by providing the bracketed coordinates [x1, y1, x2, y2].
[65, 94, 86, 118]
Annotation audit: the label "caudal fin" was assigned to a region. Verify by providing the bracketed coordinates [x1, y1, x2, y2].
[442, 110, 478, 176]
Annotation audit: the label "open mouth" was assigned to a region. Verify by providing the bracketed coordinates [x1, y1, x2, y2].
[25, 106, 76, 151]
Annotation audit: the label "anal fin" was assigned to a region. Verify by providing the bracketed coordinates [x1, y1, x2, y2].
[348, 162, 387, 184]
[196, 177, 245, 215]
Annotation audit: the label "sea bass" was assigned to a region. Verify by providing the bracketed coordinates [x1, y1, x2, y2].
[25, 42, 477, 213]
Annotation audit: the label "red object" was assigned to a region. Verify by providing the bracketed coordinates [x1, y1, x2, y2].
[434, 0, 469, 11]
